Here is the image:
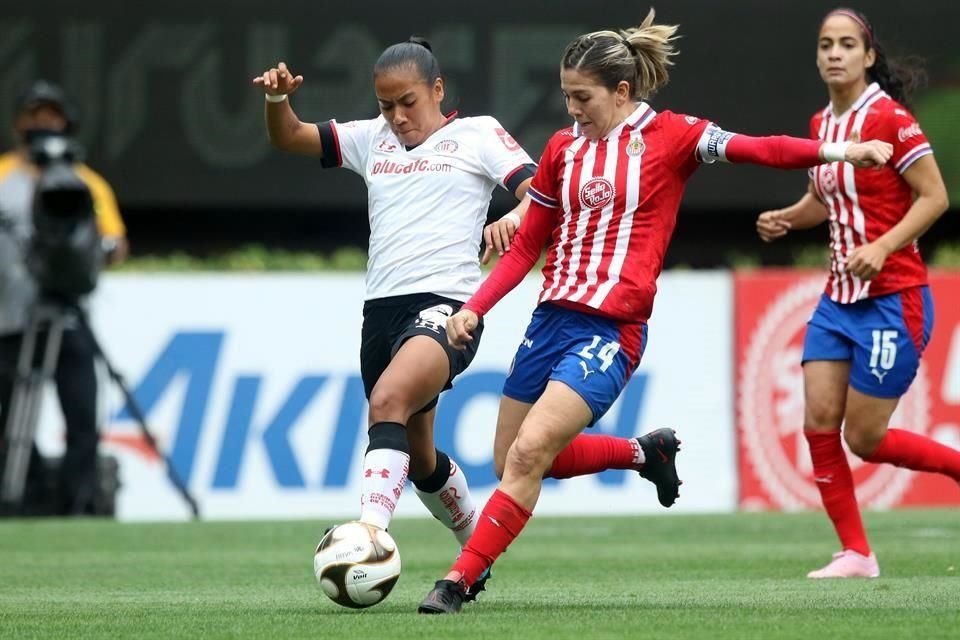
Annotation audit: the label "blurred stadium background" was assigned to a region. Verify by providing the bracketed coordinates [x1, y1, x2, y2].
[4, 0, 959, 265]
[2, 2, 958, 636]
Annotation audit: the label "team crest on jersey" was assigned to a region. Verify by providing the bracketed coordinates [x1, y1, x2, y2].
[580, 177, 615, 210]
[820, 165, 838, 195]
[376, 139, 398, 153]
[848, 129, 861, 143]
[434, 139, 459, 154]
[495, 127, 521, 152]
[626, 136, 645, 157]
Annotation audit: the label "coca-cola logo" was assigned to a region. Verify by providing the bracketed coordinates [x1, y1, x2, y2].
[739, 278, 931, 510]
[898, 123, 923, 142]
[579, 177, 615, 210]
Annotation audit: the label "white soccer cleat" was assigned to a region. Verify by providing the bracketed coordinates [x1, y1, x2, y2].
[807, 550, 880, 579]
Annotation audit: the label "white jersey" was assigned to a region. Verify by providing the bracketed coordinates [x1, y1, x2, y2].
[318, 114, 535, 301]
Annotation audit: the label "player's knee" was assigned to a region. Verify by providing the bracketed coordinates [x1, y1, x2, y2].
[843, 426, 883, 459]
[368, 385, 411, 423]
[804, 399, 845, 430]
[505, 435, 552, 479]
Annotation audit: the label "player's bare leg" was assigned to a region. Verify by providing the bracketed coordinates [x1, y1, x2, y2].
[360, 336, 447, 530]
[419, 381, 590, 614]
[492, 396, 533, 480]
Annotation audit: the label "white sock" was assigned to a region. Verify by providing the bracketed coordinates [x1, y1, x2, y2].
[359, 448, 410, 530]
[414, 457, 477, 546]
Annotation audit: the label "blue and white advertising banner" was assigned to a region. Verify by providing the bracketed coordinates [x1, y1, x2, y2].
[34, 273, 735, 521]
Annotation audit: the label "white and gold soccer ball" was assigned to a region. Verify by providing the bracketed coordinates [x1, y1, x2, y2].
[313, 521, 401, 609]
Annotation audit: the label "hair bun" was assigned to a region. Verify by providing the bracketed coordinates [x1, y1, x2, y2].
[407, 36, 433, 52]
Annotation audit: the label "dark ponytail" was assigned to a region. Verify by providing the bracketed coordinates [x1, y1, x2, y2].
[867, 45, 926, 110]
[823, 8, 926, 109]
[373, 36, 442, 85]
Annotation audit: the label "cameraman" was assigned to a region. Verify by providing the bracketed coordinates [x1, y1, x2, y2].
[0, 80, 127, 515]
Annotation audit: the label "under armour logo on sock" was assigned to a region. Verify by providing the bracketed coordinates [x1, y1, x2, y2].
[814, 475, 834, 484]
[365, 468, 391, 478]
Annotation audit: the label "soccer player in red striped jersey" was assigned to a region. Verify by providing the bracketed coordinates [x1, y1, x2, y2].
[418, 9, 893, 613]
[757, 8, 954, 579]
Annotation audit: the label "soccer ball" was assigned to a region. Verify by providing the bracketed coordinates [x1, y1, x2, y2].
[313, 521, 401, 609]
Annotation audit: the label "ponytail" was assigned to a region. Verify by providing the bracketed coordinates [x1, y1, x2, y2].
[561, 8, 679, 100]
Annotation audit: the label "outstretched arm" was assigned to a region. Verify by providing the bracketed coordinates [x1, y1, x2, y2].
[698, 125, 892, 170]
[252, 62, 322, 156]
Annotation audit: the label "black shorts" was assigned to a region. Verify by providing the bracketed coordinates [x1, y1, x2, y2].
[360, 293, 484, 414]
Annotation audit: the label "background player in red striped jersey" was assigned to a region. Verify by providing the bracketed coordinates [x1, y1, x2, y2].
[418, 9, 893, 613]
[254, 38, 538, 600]
[756, 8, 955, 579]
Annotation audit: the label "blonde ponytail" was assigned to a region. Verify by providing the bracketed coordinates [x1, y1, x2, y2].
[561, 7, 680, 99]
[621, 8, 679, 98]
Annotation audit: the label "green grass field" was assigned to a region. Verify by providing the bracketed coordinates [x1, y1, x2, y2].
[1, 510, 958, 639]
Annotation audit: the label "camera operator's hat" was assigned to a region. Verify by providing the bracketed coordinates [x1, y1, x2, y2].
[15, 80, 78, 132]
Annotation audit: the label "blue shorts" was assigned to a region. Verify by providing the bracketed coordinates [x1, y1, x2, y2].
[502, 303, 647, 424]
[802, 286, 934, 398]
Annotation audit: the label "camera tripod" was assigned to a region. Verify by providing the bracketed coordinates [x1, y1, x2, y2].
[1, 299, 200, 518]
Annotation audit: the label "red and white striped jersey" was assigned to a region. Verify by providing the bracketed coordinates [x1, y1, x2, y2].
[525, 103, 710, 323]
[809, 82, 933, 303]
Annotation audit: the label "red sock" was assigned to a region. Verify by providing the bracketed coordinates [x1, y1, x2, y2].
[805, 430, 870, 556]
[447, 489, 532, 588]
[546, 434, 640, 478]
[866, 428, 960, 480]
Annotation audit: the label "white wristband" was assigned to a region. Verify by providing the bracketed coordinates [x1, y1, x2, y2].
[821, 141, 849, 163]
[502, 211, 522, 227]
[265, 93, 288, 103]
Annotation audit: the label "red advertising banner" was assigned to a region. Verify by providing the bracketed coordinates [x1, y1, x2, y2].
[736, 270, 960, 509]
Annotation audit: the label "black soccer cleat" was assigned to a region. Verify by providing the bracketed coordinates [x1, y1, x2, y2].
[417, 579, 466, 614]
[462, 566, 490, 603]
[635, 428, 682, 508]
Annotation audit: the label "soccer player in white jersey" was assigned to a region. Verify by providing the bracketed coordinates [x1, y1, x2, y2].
[417, 9, 894, 614]
[253, 38, 540, 600]
[757, 8, 955, 579]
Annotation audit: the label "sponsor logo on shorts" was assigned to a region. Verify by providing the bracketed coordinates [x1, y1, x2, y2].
[415, 304, 454, 334]
[579, 361, 597, 381]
